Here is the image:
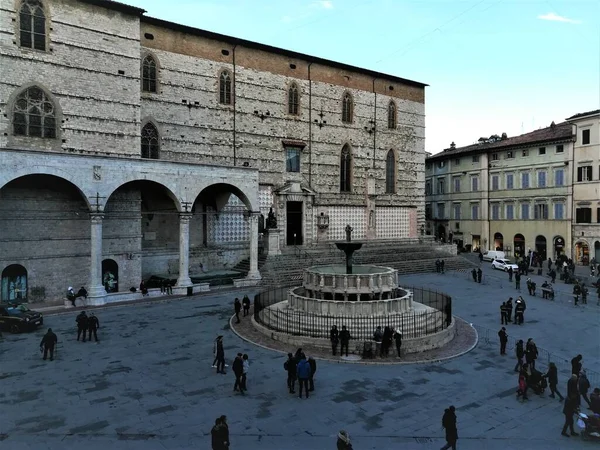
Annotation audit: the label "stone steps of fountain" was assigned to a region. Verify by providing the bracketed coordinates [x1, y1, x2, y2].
[257, 301, 445, 340]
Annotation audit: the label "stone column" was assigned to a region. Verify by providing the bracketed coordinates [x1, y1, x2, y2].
[247, 212, 262, 280]
[88, 213, 106, 304]
[176, 213, 193, 287]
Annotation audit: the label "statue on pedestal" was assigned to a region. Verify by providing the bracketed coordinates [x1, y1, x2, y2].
[345, 224, 353, 242]
[266, 207, 277, 229]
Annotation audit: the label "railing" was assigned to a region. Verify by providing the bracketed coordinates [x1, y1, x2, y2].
[472, 323, 600, 388]
[253, 284, 452, 340]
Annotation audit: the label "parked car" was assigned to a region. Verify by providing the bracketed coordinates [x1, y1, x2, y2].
[0, 304, 44, 333]
[491, 258, 519, 272]
[482, 250, 506, 262]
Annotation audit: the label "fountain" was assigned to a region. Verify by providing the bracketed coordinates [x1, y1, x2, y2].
[252, 224, 456, 356]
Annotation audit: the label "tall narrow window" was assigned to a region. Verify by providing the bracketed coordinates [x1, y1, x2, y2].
[142, 55, 157, 93]
[219, 70, 232, 105]
[340, 145, 352, 192]
[388, 101, 396, 129]
[288, 83, 299, 115]
[385, 149, 395, 193]
[13, 86, 56, 138]
[19, 0, 46, 51]
[342, 93, 353, 123]
[141, 123, 159, 159]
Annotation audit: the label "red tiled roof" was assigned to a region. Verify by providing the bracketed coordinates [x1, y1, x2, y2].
[427, 122, 574, 161]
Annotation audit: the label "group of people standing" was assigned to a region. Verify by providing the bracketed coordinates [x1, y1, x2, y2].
[499, 297, 526, 326]
[284, 348, 317, 399]
[372, 325, 403, 358]
[233, 295, 251, 323]
[75, 311, 100, 342]
[211, 335, 250, 395]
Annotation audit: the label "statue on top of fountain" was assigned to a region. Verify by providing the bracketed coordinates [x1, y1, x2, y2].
[345, 224, 353, 242]
[266, 207, 277, 229]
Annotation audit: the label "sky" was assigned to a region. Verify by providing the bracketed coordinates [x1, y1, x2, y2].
[125, 0, 600, 155]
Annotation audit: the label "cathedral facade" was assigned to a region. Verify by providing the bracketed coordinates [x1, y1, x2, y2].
[0, 0, 426, 303]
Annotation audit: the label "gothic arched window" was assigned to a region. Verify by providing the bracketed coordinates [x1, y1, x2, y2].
[142, 55, 158, 93]
[386, 149, 396, 194]
[288, 83, 299, 115]
[388, 101, 397, 129]
[342, 92, 353, 123]
[340, 145, 352, 192]
[13, 86, 56, 138]
[141, 123, 159, 159]
[219, 70, 232, 105]
[19, 0, 46, 51]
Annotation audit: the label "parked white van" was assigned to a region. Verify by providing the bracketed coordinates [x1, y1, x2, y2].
[482, 250, 506, 262]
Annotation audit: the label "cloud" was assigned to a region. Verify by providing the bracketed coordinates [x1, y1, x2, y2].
[311, 0, 333, 9]
[537, 12, 581, 24]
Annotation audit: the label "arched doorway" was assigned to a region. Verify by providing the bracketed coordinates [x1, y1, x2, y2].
[553, 236, 565, 259]
[595, 241, 600, 263]
[494, 232, 504, 251]
[575, 241, 590, 265]
[437, 225, 446, 242]
[102, 259, 118, 293]
[1, 264, 28, 302]
[535, 235, 547, 262]
[514, 234, 525, 259]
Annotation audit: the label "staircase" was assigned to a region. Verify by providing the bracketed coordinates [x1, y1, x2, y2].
[249, 240, 478, 287]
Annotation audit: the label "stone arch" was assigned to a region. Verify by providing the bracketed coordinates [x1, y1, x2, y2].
[552, 235, 565, 258]
[101, 259, 119, 293]
[341, 91, 354, 123]
[493, 232, 504, 251]
[141, 51, 160, 93]
[0, 170, 92, 211]
[15, 0, 51, 51]
[513, 233, 525, 259]
[193, 182, 254, 212]
[385, 149, 396, 194]
[574, 239, 590, 265]
[535, 235, 547, 261]
[1, 263, 28, 302]
[102, 177, 181, 212]
[594, 240, 600, 262]
[340, 143, 353, 193]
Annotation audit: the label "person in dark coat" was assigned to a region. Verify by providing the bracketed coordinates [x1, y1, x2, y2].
[232, 353, 245, 395]
[471, 268, 477, 282]
[506, 297, 513, 322]
[515, 271, 521, 290]
[579, 370, 592, 408]
[336, 430, 353, 450]
[296, 353, 311, 399]
[590, 388, 600, 415]
[308, 356, 317, 391]
[285, 352, 297, 394]
[525, 338, 538, 369]
[339, 326, 351, 357]
[39, 328, 58, 361]
[210, 415, 230, 450]
[441, 405, 458, 450]
[477, 268, 482, 283]
[508, 266, 513, 282]
[561, 396, 579, 437]
[76, 311, 88, 342]
[330, 325, 339, 355]
[393, 330, 402, 357]
[514, 339, 524, 372]
[544, 362, 564, 401]
[500, 302, 508, 325]
[87, 313, 100, 342]
[139, 281, 149, 296]
[571, 354, 583, 375]
[234, 298, 241, 324]
[498, 327, 508, 355]
[381, 326, 393, 357]
[215, 336, 226, 374]
[242, 295, 251, 316]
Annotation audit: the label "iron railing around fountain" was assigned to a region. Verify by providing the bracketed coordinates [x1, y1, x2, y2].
[253, 285, 452, 340]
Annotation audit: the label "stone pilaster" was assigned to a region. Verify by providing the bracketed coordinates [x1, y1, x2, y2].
[176, 213, 193, 287]
[247, 212, 262, 280]
[88, 213, 106, 304]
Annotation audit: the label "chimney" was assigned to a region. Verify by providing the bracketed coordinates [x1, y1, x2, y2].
[501, 132, 508, 140]
[450, 142, 456, 149]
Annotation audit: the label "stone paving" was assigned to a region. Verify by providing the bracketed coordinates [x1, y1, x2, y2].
[0, 261, 599, 450]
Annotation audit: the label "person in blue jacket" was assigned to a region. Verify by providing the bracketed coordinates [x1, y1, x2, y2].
[296, 353, 311, 399]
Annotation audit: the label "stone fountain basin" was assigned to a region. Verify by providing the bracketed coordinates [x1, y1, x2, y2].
[335, 242, 363, 252]
[303, 265, 399, 297]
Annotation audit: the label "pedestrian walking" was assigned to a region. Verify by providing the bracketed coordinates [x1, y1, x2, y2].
[514, 339, 524, 372]
[573, 283, 581, 306]
[339, 325, 351, 357]
[508, 266, 513, 282]
[435, 259, 441, 273]
[296, 353, 311, 399]
[87, 313, 100, 342]
[215, 336, 226, 374]
[543, 362, 564, 401]
[285, 352, 297, 394]
[393, 329, 402, 357]
[242, 294, 251, 316]
[212, 335, 219, 368]
[308, 356, 316, 391]
[477, 267, 482, 283]
[561, 396, 579, 438]
[579, 370, 592, 408]
[76, 311, 88, 342]
[211, 416, 230, 450]
[516, 366, 529, 401]
[525, 338, 538, 370]
[330, 325, 339, 355]
[241, 354, 249, 391]
[515, 272, 521, 290]
[39, 328, 58, 361]
[440, 259, 445, 274]
[500, 302, 508, 325]
[440, 405, 458, 450]
[567, 374, 579, 400]
[234, 298, 241, 323]
[498, 327, 508, 355]
[471, 268, 477, 282]
[232, 353, 245, 395]
[571, 354, 583, 376]
[337, 430, 353, 450]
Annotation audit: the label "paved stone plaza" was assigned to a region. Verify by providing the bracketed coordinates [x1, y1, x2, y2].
[1, 263, 599, 450]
